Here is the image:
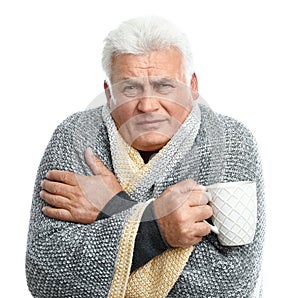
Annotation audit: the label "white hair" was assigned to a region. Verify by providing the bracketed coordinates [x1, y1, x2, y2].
[101, 16, 194, 82]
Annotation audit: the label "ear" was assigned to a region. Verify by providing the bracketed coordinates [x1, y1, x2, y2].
[104, 81, 112, 105]
[190, 73, 199, 100]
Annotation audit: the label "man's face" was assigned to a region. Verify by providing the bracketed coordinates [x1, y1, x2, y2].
[106, 48, 198, 151]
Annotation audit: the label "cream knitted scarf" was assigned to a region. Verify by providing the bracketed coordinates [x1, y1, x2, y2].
[102, 103, 201, 298]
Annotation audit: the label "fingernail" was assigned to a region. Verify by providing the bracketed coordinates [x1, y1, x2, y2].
[40, 180, 44, 187]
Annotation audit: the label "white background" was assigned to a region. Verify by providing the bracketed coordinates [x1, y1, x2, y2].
[1, 0, 299, 297]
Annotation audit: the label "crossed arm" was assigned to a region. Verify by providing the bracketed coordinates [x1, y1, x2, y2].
[40, 147, 212, 250]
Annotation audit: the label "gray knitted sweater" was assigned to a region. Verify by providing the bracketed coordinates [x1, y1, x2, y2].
[26, 103, 265, 297]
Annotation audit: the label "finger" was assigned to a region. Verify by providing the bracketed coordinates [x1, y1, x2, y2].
[46, 170, 78, 186]
[187, 236, 203, 246]
[188, 191, 209, 206]
[176, 179, 200, 193]
[42, 206, 73, 222]
[193, 221, 211, 237]
[40, 190, 70, 208]
[85, 147, 111, 176]
[171, 179, 206, 194]
[41, 179, 75, 197]
[192, 205, 213, 222]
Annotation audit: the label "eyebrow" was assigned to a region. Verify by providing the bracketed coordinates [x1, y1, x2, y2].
[150, 77, 177, 84]
[119, 77, 177, 85]
[120, 78, 142, 84]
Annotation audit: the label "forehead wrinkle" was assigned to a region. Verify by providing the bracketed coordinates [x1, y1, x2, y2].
[118, 76, 177, 88]
[111, 49, 187, 84]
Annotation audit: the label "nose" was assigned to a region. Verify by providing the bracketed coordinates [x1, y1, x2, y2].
[137, 96, 160, 113]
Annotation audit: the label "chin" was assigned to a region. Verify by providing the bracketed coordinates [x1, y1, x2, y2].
[131, 133, 170, 151]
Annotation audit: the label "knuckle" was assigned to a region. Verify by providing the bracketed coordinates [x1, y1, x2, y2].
[185, 178, 196, 185]
[61, 171, 68, 181]
[52, 184, 60, 194]
[200, 193, 209, 205]
[172, 196, 183, 210]
[57, 209, 63, 217]
[177, 225, 192, 239]
[175, 212, 187, 224]
[200, 222, 211, 236]
[71, 197, 82, 209]
[48, 195, 56, 205]
[181, 192, 191, 203]
[166, 185, 176, 194]
[177, 225, 187, 236]
[70, 186, 81, 198]
[184, 179, 197, 190]
[201, 205, 213, 218]
[206, 205, 213, 217]
[52, 195, 64, 208]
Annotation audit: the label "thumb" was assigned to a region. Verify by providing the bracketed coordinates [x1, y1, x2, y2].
[176, 179, 204, 193]
[84, 147, 109, 175]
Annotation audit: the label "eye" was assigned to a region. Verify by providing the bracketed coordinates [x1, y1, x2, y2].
[122, 85, 142, 97]
[156, 83, 175, 94]
[160, 84, 173, 88]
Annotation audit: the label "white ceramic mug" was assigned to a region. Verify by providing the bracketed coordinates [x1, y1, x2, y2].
[205, 181, 257, 246]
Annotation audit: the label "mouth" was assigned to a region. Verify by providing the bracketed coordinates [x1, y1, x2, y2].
[136, 119, 168, 129]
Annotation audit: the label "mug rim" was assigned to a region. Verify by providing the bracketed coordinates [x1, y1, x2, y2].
[206, 180, 255, 189]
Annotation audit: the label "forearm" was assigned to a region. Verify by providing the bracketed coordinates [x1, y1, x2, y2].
[98, 191, 170, 272]
[26, 190, 135, 297]
[27, 120, 123, 297]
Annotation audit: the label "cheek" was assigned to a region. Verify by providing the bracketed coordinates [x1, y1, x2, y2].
[161, 88, 193, 121]
[111, 103, 136, 128]
[164, 102, 192, 123]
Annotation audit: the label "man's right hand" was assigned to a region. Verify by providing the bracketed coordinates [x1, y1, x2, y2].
[40, 148, 122, 224]
[153, 179, 213, 248]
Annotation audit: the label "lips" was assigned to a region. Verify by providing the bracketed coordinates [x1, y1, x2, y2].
[136, 119, 167, 129]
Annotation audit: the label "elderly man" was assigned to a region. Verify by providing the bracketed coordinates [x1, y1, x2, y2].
[26, 16, 265, 297]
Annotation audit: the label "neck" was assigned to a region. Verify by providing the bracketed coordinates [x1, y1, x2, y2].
[138, 150, 159, 163]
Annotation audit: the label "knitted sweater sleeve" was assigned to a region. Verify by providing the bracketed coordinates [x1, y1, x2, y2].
[25, 119, 140, 298]
[216, 125, 265, 296]
[223, 124, 265, 297]
[169, 116, 266, 297]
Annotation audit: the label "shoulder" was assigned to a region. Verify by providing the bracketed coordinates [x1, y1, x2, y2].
[199, 104, 260, 175]
[57, 106, 105, 131]
[220, 114, 258, 154]
[42, 105, 111, 174]
[195, 103, 262, 181]
[200, 103, 257, 150]
[48, 106, 109, 145]
[47, 105, 108, 154]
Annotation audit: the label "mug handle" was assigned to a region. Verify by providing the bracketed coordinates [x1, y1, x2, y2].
[204, 220, 219, 234]
[204, 191, 219, 234]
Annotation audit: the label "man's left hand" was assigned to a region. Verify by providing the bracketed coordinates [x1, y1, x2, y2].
[40, 148, 122, 224]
